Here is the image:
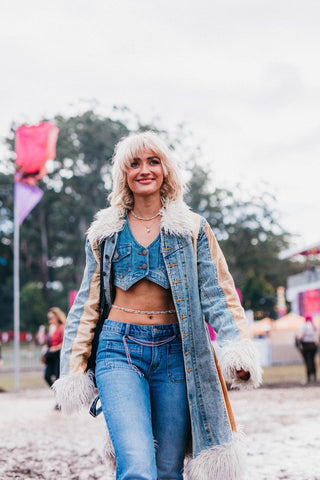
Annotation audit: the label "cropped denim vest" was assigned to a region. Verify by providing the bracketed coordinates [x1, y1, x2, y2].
[112, 216, 170, 290]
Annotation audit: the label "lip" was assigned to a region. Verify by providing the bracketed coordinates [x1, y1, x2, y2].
[137, 178, 154, 184]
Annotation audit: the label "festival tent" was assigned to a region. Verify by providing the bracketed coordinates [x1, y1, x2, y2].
[272, 313, 305, 330]
[250, 317, 273, 337]
[269, 313, 306, 364]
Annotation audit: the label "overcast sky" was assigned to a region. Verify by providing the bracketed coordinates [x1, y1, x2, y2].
[1, 0, 319, 249]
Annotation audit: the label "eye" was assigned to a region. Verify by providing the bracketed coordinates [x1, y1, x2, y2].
[130, 160, 139, 168]
[150, 158, 160, 165]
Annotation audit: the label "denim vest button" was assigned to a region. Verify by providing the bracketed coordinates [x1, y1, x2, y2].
[141, 250, 147, 255]
[141, 263, 148, 270]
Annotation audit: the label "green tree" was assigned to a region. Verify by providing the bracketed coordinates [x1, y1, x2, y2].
[184, 162, 302, 319]
[20, 282, 47, 332]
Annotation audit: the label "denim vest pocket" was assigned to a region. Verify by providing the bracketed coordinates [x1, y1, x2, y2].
[112, 245, 131, 278]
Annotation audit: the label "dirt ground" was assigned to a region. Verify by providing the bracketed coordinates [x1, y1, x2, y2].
[1, 385, 319, 480]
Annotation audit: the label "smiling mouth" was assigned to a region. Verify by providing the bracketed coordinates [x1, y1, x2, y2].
[137, 178, 154, 183]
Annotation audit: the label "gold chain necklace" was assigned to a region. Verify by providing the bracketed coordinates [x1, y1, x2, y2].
[131, 210, 161, 221]
[131, 210, 161, 233]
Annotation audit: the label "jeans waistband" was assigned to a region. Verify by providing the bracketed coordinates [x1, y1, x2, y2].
[103, 319, 181, 337]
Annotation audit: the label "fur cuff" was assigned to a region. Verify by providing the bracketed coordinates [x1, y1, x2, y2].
[52, 371, 96, 415]
[220, 339, 262, 389]
[184, 432, 246, 480]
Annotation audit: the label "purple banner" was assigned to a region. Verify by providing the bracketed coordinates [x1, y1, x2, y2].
[14, 182, 43, 225]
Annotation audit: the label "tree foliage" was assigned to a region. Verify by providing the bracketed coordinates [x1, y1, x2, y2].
[185, 162, 302, 318]
[0, 109, 303, 331]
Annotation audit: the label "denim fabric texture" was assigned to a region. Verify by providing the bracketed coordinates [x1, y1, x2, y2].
[100, 218, 234, 455]
[95, 320, 190, 480]
[58, 205, 259, 479]
[112, 216, 170, 290]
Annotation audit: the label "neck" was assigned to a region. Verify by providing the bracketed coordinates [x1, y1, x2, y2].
[132, 194, 162, 216]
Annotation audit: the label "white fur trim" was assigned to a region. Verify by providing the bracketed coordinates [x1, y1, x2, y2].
[86, 201, 196, 244]
[52, 372, 96, 415]
[87, 206, 127, 244]
[160, 200, 194, 236]
[184, 432, 246, 480]
[220, 339, 262, 390]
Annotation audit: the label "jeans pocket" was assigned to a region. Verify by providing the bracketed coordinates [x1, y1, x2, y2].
[167, 341, 186, 383]
[106, 339, 143, 371]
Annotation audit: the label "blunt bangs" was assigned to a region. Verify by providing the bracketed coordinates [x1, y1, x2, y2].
[112, 132, 170, 176]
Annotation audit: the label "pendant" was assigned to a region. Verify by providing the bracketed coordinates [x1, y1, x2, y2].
[146, 227, 151, 233]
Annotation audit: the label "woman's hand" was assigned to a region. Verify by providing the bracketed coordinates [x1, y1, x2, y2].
[49, 344, 62, 353]
[236, 369, 251, 381]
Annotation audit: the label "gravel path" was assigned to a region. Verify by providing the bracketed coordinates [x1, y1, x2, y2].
[1, 386, 319, 480]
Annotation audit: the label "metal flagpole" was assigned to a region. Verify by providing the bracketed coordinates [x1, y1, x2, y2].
[13, 183, 20, 391]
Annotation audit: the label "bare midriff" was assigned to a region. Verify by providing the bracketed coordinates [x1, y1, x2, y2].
[108, 278, 178, 325]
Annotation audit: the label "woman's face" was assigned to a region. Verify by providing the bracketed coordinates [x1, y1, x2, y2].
[47, 312, 58, 324]
[126, 149, 164, 198]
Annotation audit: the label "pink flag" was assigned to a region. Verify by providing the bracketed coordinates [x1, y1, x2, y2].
[14, 121, 59, 222]
[15, 122, 59, 186]
[14, 182, 44, 225]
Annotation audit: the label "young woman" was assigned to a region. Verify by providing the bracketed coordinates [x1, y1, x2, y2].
[43, 307, 66, 389]
[54, 131, 262, 480]
[297, 315, 319, 383]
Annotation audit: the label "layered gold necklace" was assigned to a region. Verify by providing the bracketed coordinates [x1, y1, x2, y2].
[131, 210, 161, 233]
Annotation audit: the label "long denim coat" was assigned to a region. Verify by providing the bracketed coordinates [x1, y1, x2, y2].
[54, 200, 261, 480]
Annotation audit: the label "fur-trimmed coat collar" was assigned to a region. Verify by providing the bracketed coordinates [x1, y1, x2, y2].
[87, 200, 195, 244]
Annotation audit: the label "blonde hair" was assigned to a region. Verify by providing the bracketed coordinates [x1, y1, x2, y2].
[48, 307, 66, 325]
[109, 131, 185, 209]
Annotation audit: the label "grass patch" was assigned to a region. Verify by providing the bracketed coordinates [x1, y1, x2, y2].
[262, 364, 306, 384]
[0, 370, 47, 392]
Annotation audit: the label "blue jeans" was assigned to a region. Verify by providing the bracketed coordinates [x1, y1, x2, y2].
[95, 320, 190, 480]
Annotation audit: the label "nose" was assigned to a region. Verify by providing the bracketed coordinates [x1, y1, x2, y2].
[139, 161, 151, 175]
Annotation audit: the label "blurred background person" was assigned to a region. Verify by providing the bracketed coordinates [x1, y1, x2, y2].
[43, 308, 66, 400]
[296, 315, 319, 383]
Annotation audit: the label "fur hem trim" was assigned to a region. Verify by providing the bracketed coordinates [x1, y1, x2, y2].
[86, 200, 196, 244]
[52, 371, 96, 415]
[184, 432, 246, 480]
[220, 339, 263, 389]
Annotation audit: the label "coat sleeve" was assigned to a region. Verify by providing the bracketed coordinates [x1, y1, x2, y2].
[52, 238, 101, 414]
[197, 220, 262, 389]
